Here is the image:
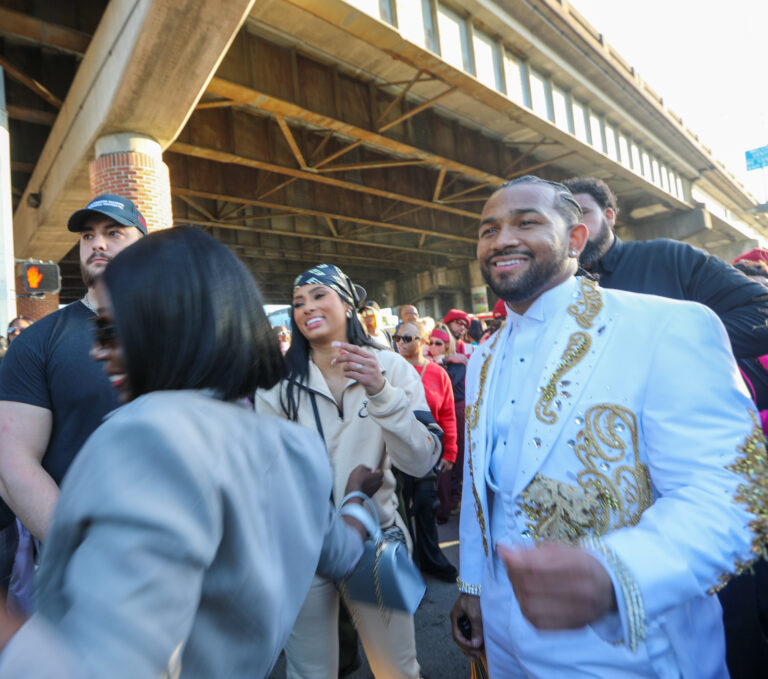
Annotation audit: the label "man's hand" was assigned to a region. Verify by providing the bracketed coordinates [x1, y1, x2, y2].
[344, 464, 383, 498]
[0, 599, 24, 650]
[437, 458, 453, 473]
[498, 542, 616, 630]
[450, 594, 484, 659]
[445, 352, 468, 366]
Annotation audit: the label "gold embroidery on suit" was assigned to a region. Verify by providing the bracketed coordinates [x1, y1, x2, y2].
[534, 277, 601, 425]
[519, 404, 652, 541]
[708, 412, 768, 594]
[567, 276, 603, 329]
[465, 324, 505, 557]
[535, 332, 591, 425]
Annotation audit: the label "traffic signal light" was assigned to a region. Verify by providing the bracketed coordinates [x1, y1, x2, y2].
[22, 261, 60, 295]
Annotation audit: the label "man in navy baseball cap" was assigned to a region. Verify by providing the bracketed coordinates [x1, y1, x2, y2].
[0, 193, 147, 568]
[67, 193, 148, 235]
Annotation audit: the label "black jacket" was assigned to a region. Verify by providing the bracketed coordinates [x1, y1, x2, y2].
[592, 236, 768, 409]
[592, 236, 768, 359]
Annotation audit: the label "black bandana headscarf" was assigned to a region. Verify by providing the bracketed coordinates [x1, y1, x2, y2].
[293, 264, 367, 311]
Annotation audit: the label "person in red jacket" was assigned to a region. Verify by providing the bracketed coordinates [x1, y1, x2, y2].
[394, 319, 458, 582]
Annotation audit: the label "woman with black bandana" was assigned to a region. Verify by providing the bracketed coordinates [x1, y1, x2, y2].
[256, 263, 442, 679]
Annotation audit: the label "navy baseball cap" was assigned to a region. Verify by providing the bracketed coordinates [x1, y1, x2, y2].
[67, 194, 148, 235]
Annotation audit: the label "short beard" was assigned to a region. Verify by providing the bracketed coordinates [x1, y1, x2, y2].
[481, 245, 569, 305]
[80, 261, 95, 288]
[579, 218, 612, 269]
[80, 255, 111, 288]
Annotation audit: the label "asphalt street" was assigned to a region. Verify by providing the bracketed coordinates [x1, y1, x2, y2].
[269, 512, 471, 678]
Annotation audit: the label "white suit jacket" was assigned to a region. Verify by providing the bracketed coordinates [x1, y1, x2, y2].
[459, 275, 768, 676]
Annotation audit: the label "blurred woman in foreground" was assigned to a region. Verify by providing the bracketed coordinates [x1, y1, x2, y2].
[256, 263, 442, 679]
[0, 227, 376, 678]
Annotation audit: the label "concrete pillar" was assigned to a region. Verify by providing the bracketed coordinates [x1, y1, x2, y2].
[708, 239, 760, 263]
[467, 261, 488, 313]
[624, 208, 711, 242]
[0, 69, 15, 326]
[90, 133, 172, 231]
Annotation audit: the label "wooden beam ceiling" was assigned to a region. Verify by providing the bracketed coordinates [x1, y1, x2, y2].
[205, 78, 506, 188]
[0, 7, 90, 56]
[179, 217, 474, 260]
[172, 186, 477, 244]
[6, 104, 57, 126]
[0, 54, 62, 109]
[171, 141, 481, 220]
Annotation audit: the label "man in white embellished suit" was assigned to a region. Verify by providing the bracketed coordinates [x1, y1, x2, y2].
[449, 175, 768, 678]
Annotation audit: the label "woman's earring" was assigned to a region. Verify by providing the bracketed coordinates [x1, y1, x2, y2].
[569, 249, 578, 257]
[346, 309, 353, 318]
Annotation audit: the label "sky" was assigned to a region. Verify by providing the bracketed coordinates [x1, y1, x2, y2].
[569, 0, 768, 202]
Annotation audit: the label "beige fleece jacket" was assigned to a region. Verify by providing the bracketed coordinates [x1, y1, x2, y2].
[255, 349, 442, 527]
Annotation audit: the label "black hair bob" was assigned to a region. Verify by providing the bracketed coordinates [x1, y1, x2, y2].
[103, 225, 285, 401]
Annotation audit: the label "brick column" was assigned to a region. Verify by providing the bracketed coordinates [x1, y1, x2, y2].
[89, 133, 173, 231]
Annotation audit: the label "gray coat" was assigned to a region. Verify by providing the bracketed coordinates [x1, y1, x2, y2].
[0, 390, 361, 678]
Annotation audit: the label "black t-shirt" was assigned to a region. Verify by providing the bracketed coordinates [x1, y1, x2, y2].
[0, 301, 120, 526]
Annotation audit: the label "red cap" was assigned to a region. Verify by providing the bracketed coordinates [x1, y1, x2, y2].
[733, 248, 768, 265]
[493, 299, 508, 318]
[442, 308, 470, 327]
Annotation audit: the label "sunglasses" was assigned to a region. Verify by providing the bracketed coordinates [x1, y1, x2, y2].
[7, 327, 22, 336]
[393, 334, 418, 343]
[90, 316, 118, 347]
[429, 340, 445, 346]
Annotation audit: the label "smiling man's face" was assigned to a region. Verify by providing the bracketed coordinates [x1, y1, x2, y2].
[477, 182, 585, 315]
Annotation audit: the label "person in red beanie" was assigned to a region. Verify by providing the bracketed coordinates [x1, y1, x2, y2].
[733, 248, 768, 267]
[442, 309, 472, 360]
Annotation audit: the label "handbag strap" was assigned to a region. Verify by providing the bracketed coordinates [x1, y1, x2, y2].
[338, 492, 382, 542]
[309, 392, 325, 444]
[308, 392, 336, 503]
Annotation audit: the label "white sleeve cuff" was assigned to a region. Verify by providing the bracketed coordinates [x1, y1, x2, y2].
[580, 535, 646, 651]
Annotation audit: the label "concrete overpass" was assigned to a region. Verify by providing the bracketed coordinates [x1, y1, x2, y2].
[3, 0, 766, 313]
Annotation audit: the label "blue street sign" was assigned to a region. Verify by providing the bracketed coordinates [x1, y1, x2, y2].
[746, 145, 768, 171]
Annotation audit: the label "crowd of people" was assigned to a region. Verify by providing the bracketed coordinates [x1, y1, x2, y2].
[0, 171, 763, 679]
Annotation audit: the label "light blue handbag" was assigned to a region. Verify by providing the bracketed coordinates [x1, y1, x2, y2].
[338, 492, 426, 615]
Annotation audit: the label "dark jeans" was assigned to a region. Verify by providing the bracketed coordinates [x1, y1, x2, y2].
[397, 470, 457, 579]
[719, 561, 768, 678]
[0, 522, 18, 593]
[438, 399, 465, 521]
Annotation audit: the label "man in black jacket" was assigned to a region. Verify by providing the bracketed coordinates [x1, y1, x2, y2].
[563, 176, 768, 358]
[564, 175, 768, 679]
